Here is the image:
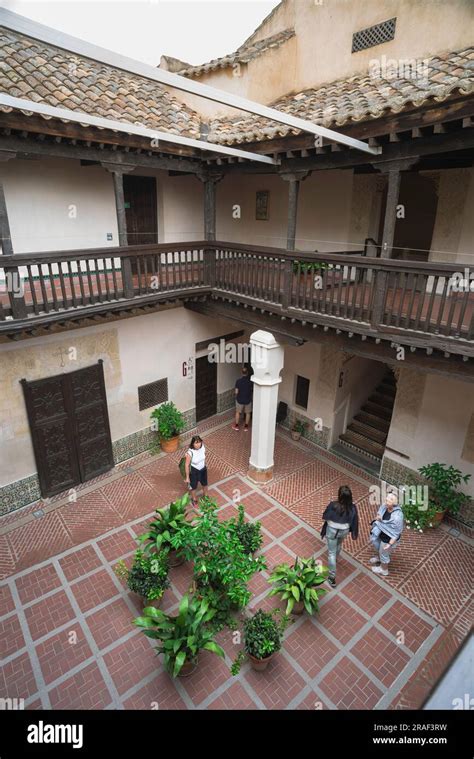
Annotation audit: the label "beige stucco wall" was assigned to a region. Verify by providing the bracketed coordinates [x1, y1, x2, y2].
[384, 369, 474, 496]
[429, 168, 474, 265]
[0, 307, 242, 488]
[169, 0, 474, 117]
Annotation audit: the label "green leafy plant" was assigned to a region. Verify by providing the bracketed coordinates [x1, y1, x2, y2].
[268, 557, 328, 615]
[419, 463, 471, 515]
[229, 504, 263, 555]
[231, 609, 290, 675]
[134, 594, 225, 677]
[401, 496, 437, 532]
[137, 495, 190, 554]
[171, 497, 266, 610]
[292, 260, 329, 275]
[115, 549, 170, 601]
[150, 401, 185, 441]
[292, 419, 308, 436]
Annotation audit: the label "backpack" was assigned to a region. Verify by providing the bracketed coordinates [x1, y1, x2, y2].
[179, 449, 192, 480]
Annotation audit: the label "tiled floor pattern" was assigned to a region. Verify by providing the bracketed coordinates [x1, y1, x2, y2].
[0, 415, 472, 710]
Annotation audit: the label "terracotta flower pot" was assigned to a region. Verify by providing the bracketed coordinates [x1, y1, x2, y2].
[178, 658, 198, 677]
[292, 600, 304, 615]
[291, 431, 301, 441]
[431, 509, 446, 527]
[248, 652, 275, 672]
[160, 435, 180, 453]
[142, 595, 162, 610]
[168, 549, 185, 568]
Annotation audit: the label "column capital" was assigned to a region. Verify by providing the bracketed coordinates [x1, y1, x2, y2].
[100, 161, 136, 175]
[195, 170, 224, 184]
[279, 170, 311, 182]
[372, 157, 419, 174]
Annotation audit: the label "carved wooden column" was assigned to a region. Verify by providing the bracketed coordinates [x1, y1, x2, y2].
[101, 162, 136, 298]
[280, 171, 310, 250]
[196, 171, 224, 242]
[0, 150, 27, 318]
[370, 158, 418, 327]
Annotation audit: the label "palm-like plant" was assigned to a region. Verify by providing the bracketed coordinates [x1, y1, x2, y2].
[134, 594, 225, 677]
[137, 495, 190, 554]
[268, 557, 328, 615]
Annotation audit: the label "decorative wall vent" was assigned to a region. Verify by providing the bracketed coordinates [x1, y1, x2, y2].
[138, 378, 168, 411]
[352, 18, 396, 53]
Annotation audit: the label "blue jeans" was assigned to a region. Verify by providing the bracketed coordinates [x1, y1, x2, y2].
[326, 525, 350, 579]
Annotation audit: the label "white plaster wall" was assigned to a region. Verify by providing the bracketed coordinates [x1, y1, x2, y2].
[385, 373, 474, 497]
[0, 307, 241, 487]
[278, 341, 335, 426]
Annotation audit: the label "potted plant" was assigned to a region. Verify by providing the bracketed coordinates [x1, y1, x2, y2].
[268, 557, 328, 615]
[231, 608, 290, 674]
[115, 549, 169, 608]
[134, 594, 225, 677]
[401, 496, 437, 533]
[418, 463, 471, 526]
[150, 401, 185, 453]
[228, 504, 263, 555]
[172, 497, 266, 611]
[137, 495, 190, 566]
[291, 419, 308, 441]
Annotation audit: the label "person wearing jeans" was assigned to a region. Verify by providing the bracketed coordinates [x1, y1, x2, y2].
[369, 492, 404, 577]
[321, 485, 359, 588]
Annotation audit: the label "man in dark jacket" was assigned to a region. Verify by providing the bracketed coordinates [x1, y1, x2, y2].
[232, 366, 253, 431]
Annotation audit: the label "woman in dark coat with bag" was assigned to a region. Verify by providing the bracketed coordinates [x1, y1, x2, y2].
[321, 485, 359, 588]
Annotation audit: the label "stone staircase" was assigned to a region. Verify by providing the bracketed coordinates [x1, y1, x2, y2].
[333, 371, 396, 475]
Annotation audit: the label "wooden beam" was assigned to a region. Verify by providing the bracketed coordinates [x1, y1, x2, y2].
[280, 171, 310, 250]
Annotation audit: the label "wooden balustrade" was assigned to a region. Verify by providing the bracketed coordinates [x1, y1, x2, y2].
[1, 241, 472, 351]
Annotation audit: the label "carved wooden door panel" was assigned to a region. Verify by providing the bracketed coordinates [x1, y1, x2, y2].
[22, 361, 114, 498]
[195, 355, 217, 423]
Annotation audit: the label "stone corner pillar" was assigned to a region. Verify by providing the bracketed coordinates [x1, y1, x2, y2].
[247, 330, 284, 485]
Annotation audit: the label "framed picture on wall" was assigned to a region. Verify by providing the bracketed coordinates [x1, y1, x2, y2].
[255, 190, 269, 220]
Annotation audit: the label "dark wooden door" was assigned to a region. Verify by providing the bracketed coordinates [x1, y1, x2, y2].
[195, 356, 217, 423]
[22, 361, 114, 498]
[123, 175, 158, 245]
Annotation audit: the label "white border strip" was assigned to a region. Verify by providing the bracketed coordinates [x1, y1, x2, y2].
[0, 93, 278, 165]
[0, 8, 381, 156]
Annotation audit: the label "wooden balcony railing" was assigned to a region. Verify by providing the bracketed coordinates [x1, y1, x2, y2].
[1, 241, 473, 353]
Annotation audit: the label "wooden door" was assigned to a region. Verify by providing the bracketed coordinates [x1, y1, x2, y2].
[123, 175, 158, 245]
[195, 356, 217, 423]
[22, 361, 114, 498]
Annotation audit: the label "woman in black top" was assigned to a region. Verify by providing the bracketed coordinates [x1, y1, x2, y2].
[321, 485, 359, 588]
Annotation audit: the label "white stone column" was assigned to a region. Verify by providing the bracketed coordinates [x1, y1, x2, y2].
[247, 330, 284, 484]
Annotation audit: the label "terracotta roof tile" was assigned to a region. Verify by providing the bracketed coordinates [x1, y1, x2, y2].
[0, 27, 202, 139]
[176, 28, 295, 78]
[209, 47, 474, 145]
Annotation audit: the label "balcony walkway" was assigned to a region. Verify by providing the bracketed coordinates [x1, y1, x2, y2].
[0, 411, 472, 710]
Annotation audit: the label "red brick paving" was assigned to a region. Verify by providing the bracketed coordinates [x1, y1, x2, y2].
[0, 418, 471, 711]
[378, 600, 435, 653]
[285, 620, 339, 679]
[36, 625, 93, 685]
[0, 652, 37, 700]
[71, 569, 119, 613]
[244, 653, 306, 709]
[48, 662, 113, 710]
[122, 672, 187, 710]
[103, 634, 157, 696]
[59, 545, 103, 582]
[0, 614, 25, 658]
[350, 626, 411, 688]
[24, 590, 76, 641]
[319, 655, 383, 709]
[16, 563, 62, 605]
[316, 595, 367, 646]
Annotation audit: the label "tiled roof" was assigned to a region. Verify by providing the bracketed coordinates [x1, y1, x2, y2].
[209, 47, 474, 145]
[176, 28, 295, 78]
[0, 27, 202, 138]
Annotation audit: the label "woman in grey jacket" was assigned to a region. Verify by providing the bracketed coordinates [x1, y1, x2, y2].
[370, 492, 404, 577]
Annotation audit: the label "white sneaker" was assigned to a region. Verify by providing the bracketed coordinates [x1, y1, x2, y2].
[369, 557, 380, 565]
[372, 565, 388, 576]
